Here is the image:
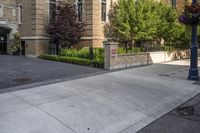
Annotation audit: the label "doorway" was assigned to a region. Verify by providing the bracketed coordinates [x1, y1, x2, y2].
[0, 33, 7, 54]
[21, 41, 26, 56]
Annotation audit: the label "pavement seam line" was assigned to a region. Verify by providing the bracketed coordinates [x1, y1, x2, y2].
[37, 107, 78, 133]
[0, 106, 33, 116]
[119, 88, 200, 133]
[22, 85, 102, 107]
[0, 69, 107, 94]
[91, 91, 151, 116]
[10, 93, 78, 133]
[10, 85, 150, 133]
[118, 116, 154, 133]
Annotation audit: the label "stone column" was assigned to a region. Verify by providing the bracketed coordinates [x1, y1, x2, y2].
[104, 41, 118, 70]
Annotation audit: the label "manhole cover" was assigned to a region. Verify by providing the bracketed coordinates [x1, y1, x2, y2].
[176, 106, 194, 116]
[159, 74, 170, 77]
[13, 78, 32, 83]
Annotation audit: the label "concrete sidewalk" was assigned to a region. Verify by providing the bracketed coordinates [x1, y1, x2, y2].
[0, 59, 200, 133]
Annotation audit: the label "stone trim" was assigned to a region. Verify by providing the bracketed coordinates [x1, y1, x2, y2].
[21, 36, 50, 40]
[81, 36, 104, 40]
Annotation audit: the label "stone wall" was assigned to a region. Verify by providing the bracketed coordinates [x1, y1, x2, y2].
[17, 0, 50, 57]
[0, 0, 17, 22]
[0, 0, 18, 53]
[104, 42, 193, 70]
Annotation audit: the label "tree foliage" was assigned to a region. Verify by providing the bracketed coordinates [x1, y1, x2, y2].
[105, 0, 189, 48]
[47, 1, 85, 48]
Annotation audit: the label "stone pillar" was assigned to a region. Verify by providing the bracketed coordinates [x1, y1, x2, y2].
[104, 41, 118, 70]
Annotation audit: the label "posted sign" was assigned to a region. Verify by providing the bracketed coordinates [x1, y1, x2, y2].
[111, 48, 117, 58]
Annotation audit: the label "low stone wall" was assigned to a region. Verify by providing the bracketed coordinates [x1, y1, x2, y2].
[109, 53, 149, 69]
[148, 50, 190, 64]
[104, 42, 193, 70]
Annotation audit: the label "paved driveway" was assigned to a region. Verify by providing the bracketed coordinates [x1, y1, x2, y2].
[0, 55, 103, 92]
[0, 59, 199, 133]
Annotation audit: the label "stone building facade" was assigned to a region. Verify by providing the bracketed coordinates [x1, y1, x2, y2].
[0, 0, 118, 57]
[0, 0, 185, 57]
[0, 0, 18, 55]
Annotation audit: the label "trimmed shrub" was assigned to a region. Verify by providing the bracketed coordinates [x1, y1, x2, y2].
[38, 54, 104, 68]
[117, 47, 142, 54]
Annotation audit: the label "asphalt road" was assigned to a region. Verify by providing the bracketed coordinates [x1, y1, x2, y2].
[0, 55, 103, 93]
[138, 92, 200, 133]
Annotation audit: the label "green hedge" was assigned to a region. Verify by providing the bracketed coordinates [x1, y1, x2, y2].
[60, 48, 104, 60]
[117, 47, 142, 54]
[38, 54, 104, 68]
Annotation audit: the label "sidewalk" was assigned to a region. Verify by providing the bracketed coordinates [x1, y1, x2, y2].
[0, 59, 200, 133]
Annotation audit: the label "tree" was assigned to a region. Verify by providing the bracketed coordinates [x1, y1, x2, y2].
[105, 0, 136, 42]
[47, 1, 85, 48]
[156, 1, 189, 49]
[105, 0, 159, 43]
[134, 0, 159, 41]
[105, 0, 188, 49]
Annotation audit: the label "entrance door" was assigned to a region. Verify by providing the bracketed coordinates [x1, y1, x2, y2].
[21, 41, 26, 56]
[0, 34, 7, 54]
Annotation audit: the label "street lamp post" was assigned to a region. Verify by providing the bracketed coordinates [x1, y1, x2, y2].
[188, 0, 199, 80]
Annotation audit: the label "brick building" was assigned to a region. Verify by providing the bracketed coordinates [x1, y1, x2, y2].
[0, 0, 185, 57]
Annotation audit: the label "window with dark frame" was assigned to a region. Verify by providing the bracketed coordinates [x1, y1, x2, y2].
[101, 0, 106, 22]
[78, 0, 83, 22]
[0, 4, 3, 17]
[49, 0, 56, 23]
[18, 5, 22, 24]
[49, 0, 57, 54]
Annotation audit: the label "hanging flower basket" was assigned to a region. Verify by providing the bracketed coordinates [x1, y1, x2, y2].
[185, 4, 200, 14]
[179, 12, 200, 25]
[179, 3, 200, 25]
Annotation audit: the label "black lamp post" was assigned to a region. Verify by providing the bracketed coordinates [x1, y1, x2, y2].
[188, 0, 199, 80]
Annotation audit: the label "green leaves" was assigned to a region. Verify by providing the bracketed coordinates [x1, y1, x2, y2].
[105, 0, 188, 48]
